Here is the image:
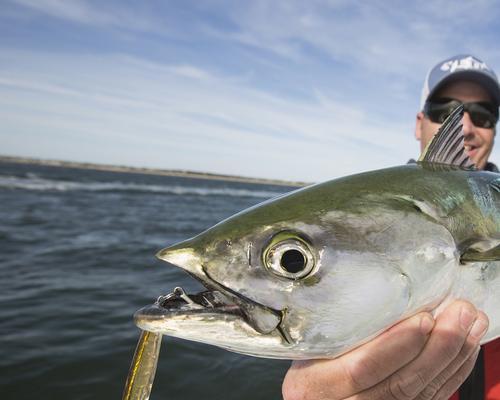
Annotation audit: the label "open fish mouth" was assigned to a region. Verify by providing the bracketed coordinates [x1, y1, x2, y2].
[135, 286, 244, 320]
[134, 268, 289, 341]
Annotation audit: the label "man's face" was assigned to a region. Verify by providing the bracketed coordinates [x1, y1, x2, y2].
[415, 80, 496, 170]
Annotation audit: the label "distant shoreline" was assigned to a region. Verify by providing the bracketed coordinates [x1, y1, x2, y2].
[0, 155, 308, 187]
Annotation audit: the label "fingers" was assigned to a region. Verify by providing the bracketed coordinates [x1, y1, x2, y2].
[417, 310, 488, 400]
[427, 346, 480, 400]
[353, 301, 489, 400]
[282, 312, 434, 400]
[339, 313, 434, 395]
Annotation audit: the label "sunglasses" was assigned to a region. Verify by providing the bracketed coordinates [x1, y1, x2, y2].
[424, 98, 499, 129]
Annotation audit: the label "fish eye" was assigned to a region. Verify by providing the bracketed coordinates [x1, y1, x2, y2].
[263, 232, 315, 279]
[281, 249, 305, 273]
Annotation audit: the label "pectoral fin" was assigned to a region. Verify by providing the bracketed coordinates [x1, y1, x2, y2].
[461, 239, 500, 262]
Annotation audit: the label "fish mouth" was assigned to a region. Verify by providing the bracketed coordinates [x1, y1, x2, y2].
[134, 267, 290, 342]
[134, 286, 244, 321]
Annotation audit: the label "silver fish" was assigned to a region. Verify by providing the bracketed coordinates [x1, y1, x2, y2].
[134, 106, 500, 360]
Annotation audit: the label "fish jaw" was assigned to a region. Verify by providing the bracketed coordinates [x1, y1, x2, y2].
[134, 246, 291, 358]
[156, 245, 283, 333]
[134, 299, 287, 358]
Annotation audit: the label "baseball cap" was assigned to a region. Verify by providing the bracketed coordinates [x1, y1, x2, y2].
[420, 54, 500, 110]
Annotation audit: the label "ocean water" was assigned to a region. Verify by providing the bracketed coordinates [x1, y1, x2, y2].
[0, 161, 295, 400]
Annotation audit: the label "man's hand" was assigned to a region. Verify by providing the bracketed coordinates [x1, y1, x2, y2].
[282, 301, 488, 400]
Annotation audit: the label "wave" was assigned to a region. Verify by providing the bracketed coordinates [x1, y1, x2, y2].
[0, 175, 285, 199]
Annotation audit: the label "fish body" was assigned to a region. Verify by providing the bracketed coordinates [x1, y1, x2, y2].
[135, 163, 500, 359]
[133, 106, 500, 360]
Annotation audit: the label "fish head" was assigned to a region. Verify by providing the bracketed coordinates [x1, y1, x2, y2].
[135, 170, 458, 359]
[135, 197, 323, 358]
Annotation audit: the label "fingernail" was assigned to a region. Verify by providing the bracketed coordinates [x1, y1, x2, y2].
[420, 314, 434, 335]
[470, 318, 488, 339]
[460, 307, 476, 331]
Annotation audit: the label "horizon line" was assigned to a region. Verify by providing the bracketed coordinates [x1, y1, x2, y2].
[0, 154, 309, 187]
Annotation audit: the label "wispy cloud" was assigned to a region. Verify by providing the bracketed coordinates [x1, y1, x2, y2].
[12, 0, 115, 25]
[216, 1, 500, 76]
[1, 1, 500, 181]
[0, 49, 412, 181]
[7, 0, 167, 34]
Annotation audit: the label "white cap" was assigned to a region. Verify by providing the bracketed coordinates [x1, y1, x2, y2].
[420, 54, 500, 110]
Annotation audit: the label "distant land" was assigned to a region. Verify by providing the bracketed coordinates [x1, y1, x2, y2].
[0, 155, 309, 187]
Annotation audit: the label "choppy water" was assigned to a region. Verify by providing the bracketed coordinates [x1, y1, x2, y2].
[0, 161, 294, 400]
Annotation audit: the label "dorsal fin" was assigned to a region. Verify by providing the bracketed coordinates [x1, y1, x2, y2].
[418, 105, 476, 169]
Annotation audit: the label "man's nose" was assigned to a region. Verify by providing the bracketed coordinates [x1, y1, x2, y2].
[461, 112, 475, 137]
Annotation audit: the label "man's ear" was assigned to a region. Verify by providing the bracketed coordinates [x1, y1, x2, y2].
[415, 112, 424, 141]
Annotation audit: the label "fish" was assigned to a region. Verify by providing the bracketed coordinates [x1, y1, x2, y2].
[133, 105, 500, 360]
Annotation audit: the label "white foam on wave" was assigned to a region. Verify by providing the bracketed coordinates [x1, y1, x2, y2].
[0, 174, 286, 199]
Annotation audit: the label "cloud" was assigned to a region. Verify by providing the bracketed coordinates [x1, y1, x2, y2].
[0, 77, 81, 96]
[11, 0, 118, 25]
[7, 0, 167, 34]
[0, 49, 414, 181]
[7, 1, 500, 75]
[168, 65, 213, 81]
[1, 1, 500, 181]
[201, 1, 500, 78]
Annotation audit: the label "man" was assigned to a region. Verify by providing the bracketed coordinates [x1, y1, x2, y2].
[282, 55, 500, 400]
[415, 54, 499, 173]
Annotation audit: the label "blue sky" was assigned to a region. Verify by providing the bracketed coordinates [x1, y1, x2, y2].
[2, 1, 500, 182]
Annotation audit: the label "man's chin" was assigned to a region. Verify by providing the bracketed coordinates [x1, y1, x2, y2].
[471, 154, 487, 170]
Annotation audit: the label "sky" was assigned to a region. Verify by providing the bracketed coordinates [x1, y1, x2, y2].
[1, 1, 500, 182]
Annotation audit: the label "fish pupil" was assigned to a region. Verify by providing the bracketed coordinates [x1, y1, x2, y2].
[280, 249, 305, 273]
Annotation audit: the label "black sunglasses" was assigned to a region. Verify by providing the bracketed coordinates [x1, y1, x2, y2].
[424, 97, 499, 129]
